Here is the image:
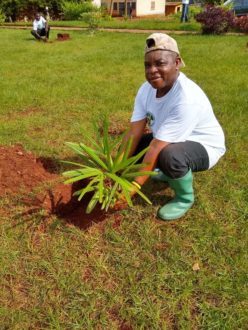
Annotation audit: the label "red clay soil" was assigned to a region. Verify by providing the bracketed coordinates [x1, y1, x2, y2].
[0, 144, 57, 197]
[56, 33, 70, 41]
[0, 144, 112, 229]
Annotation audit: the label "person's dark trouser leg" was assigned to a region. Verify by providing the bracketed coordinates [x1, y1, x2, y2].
[40, 27, 50, 39]
[39, 28, 49, 40]
[133, 137, 209, 220]
[157, 141, 209, 220]
[181, 4, 186, 22]
[185, 4, 189, 21]
[133, 133, 153, 162]
[31, 30, 41, 40]
[46, 26, 50, 39]
[158, 141, 209, 179]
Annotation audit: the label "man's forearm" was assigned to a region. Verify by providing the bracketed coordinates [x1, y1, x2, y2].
[134, 140, 170, 187]
[120, 119, 147, 160]
[134, 146, 157, 186]
[122, 130, 141, 159]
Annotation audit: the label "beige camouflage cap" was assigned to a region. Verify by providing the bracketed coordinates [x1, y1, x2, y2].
[145, 33, 185, 67]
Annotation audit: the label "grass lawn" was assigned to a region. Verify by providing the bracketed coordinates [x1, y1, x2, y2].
[0, 28, 247, 329]
[2, 13, 201, 32]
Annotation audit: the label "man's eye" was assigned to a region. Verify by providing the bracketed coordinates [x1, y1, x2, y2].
[156, 62, 166, 66]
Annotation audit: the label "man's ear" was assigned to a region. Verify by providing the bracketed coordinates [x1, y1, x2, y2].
[175, 57, 182, 69]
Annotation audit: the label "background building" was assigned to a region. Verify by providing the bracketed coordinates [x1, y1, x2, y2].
[102, 0, 166, 17]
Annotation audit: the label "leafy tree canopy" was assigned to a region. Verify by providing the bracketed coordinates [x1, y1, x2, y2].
[0, 0, 93, 20]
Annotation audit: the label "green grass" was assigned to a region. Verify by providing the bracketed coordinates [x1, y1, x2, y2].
[0, 28, 247, 329]
[2, 13, 201, 32]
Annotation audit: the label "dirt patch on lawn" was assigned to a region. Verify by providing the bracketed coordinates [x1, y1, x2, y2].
[0, 144, 113, 229]
[0, 144, 57, 197]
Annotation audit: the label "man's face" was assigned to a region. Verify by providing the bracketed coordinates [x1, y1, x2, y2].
[144, 50, 181, 96]
[35, 14, 40, 21]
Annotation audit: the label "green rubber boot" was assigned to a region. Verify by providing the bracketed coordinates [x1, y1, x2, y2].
[157, 170, 194, 221]
[152, 169, 168, 183]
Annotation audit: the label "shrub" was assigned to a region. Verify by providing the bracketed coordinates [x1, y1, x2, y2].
[195, 5, 234, 34]
[100, 5, 113, 21]
[81, 10, 102, 31]
[196, 0, 223, 5]
[0, 9, 6, 23]
[62, 1, 98, 21]
[62, 118, 153, 214]
[0, 0, 62, 21]
[233, 15, 248, 33]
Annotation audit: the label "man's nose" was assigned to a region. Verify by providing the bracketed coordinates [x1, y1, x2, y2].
[148, 65, 158, 73]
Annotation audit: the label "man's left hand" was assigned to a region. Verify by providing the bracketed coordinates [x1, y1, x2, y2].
[113, 184, 138, 211]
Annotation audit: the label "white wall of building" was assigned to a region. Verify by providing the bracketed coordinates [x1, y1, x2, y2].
[136, 0, 165, 16]
[92, 0, 101, 7]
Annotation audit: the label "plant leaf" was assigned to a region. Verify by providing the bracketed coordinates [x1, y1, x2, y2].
[74, 177, 99, 201]
[62, 168, 100, 177]
[98, 174, 104, 203]
[64, 172, 99, 184]
[134, 186, 152, 205]
[105, 172, 133, 191]
[119, 147, 149, 174]
[79, 143, 108, 170]
[123, 171, 155, 178]
[102, 119, 114, 170]
[105, 182, 118, 211]
[86, 191, 99, 214]
[60, 160, 92, 169]
[64, 142, 96, 167]
[121, 186, 133, 207]
[77, 186, 95, 201]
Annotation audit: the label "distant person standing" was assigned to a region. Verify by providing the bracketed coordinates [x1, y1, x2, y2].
[45, 6, 50, 22]
[31, 13, 50, 41]
[181, 0, 189, 22]
[129, 6, 133, 19]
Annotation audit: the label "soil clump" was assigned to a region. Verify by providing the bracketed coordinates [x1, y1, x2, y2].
[0, 144, 111, 229]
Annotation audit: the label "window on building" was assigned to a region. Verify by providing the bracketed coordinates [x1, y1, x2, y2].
[113, 2, 117, 10]
[151, 1, 155, 10]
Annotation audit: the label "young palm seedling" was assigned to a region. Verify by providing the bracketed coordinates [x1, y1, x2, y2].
[62, 118, 153, 213]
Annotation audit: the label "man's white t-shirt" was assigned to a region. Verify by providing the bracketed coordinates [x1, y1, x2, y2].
[131, 72, 226, 168]
[33, 16, 46, 31]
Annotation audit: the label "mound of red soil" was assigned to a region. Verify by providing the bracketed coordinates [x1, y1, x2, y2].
[0, 145, 113, 229]
[0, 144, 57, 197]
[57, 33, 70, 41]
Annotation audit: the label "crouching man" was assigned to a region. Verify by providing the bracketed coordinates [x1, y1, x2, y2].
[119, 33, 226, 221]
[31, 13, 50, 41]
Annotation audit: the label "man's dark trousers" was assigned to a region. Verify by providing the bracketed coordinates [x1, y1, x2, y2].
[31, 27, 50, 40]
[134, 133, 209, 179]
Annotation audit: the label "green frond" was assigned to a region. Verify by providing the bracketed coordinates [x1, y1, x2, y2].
[105, 182, 118, 211]
[123, 171, 155, 178]
[63, 172, 99, 184]
[74, 177, 99, 201]
[60, 160, 89, 169]
[86, 191, 99, 214]
[78, 143, 108, 170]
[63, 118, 153, 213]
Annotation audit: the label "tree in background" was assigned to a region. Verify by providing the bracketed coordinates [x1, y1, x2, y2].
[0, 0, 94, 21]
[62, 0, 97, 20]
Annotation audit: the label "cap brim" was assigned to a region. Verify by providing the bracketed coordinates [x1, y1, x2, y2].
[180, 58, 185, 68]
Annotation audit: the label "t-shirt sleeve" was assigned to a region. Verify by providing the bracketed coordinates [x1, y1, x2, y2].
[155, 103, 200, 142]
[131, 83, 148, 122]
